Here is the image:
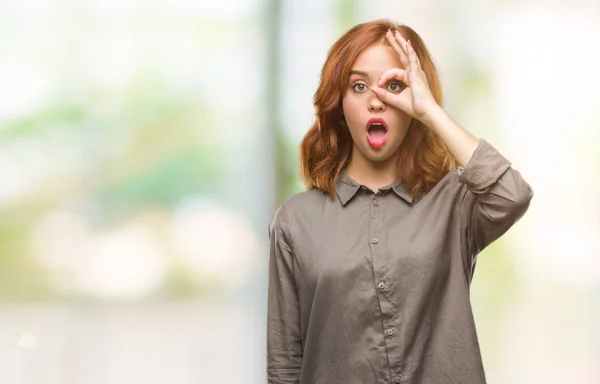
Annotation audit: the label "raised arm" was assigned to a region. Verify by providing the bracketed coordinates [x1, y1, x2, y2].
[456, 140, 533, 280]
[370, 30, 533, 281]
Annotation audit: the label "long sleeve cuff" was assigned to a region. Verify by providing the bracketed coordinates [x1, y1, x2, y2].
[457, 139, 511, 194]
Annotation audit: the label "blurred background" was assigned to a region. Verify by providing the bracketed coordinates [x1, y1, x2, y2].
[0, 0, 598, 383]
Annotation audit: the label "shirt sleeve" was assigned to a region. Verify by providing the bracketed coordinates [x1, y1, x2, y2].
[458, 139, 534, 282]
[267, 204, 303, 383]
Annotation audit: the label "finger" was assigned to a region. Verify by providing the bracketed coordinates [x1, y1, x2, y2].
[406, 40, 421, 83]
[407, 39, 422, 68]
[370, 86, 396, 105]
[393, 31, 412, 67]
[385, 29, 409, 69]
[377, 68, 407, 87]
[420, 68, 429, 86]
[371, 86, 411, 113]
[385, 29, 408, 69]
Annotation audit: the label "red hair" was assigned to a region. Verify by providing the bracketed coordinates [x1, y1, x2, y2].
[299, 20, 456, 199]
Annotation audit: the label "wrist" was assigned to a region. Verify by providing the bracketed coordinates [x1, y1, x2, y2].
[419, 103, 445, 130]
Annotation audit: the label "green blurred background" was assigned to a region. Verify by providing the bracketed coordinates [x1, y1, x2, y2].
[0, 0, 598, 382]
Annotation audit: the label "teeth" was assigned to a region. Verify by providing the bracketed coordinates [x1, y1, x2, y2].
[369, 122, 385, 129]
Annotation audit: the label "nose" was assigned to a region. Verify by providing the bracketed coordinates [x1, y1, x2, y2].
[368, 90, 385, 112]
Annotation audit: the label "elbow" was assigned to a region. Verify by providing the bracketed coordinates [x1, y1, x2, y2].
[514, 182, 534, 217]
[482, 180, 533, 224]
[497, 181, 533, 224]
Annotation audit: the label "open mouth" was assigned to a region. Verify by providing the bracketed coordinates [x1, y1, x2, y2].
[366, 117, 388, 148]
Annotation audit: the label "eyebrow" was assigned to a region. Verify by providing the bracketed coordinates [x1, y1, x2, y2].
[349, 70, 369, 77]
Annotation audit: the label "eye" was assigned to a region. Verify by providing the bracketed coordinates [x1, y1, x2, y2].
[386, 81, 405, 93]
[351, 82, 368, 92]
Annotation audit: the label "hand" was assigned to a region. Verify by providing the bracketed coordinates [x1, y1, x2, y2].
[371, 30, 439, 121]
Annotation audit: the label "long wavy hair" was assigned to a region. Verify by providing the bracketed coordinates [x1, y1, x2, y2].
[299, 20, 457, 199]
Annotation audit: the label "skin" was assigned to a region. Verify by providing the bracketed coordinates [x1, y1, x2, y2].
[343, 29, 480, 193]
[342, 43, 412, 192]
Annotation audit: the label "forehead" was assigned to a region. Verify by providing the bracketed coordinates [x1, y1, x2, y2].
[350, 43, 404, 74]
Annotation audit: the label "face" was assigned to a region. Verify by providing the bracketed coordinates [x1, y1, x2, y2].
[342, 43, 412, 163]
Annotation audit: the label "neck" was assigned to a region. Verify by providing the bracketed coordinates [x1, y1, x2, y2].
[345, 146, 401, 192]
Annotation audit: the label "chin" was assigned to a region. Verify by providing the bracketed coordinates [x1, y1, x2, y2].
[363, 147, 398, 162]
[369, 154, 396, 163]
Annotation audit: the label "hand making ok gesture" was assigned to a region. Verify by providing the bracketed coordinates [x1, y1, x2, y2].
[371, 29, 439, 121]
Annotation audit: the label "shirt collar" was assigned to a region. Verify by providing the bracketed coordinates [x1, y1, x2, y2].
[335, 168, 414, 206]
[335, 169, 361, 206]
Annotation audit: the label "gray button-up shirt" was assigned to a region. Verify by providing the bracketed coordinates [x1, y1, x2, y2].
[267, 140, 533, 384]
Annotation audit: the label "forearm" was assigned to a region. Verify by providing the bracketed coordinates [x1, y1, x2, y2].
[421, 105, 479, 167]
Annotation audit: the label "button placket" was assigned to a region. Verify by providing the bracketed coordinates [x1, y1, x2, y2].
[370, 189, 400, 374]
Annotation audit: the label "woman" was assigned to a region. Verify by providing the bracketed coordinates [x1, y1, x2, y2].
[267, 19, 533, 384]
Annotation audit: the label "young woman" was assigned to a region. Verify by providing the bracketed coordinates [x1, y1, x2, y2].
[267, 19, 533, 384]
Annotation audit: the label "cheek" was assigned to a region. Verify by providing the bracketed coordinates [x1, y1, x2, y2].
[389, 112, 412, 132]
[342, 97, 363, 128]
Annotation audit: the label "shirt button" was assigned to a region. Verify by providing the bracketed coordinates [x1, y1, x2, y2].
[386, 328, 394, 336]
[377, 282, 385, 290]
[372, 199, 379, 206]
[371, 238, 379, 244]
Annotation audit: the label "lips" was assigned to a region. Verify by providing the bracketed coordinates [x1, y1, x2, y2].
[366, 117, 388, 148]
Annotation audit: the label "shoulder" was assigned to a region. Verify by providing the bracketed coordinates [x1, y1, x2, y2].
[416, 168, 467, 204]
[269, 187, 329, 234]
[282, 187, 329, 213]
[437, 168, 462, 191]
